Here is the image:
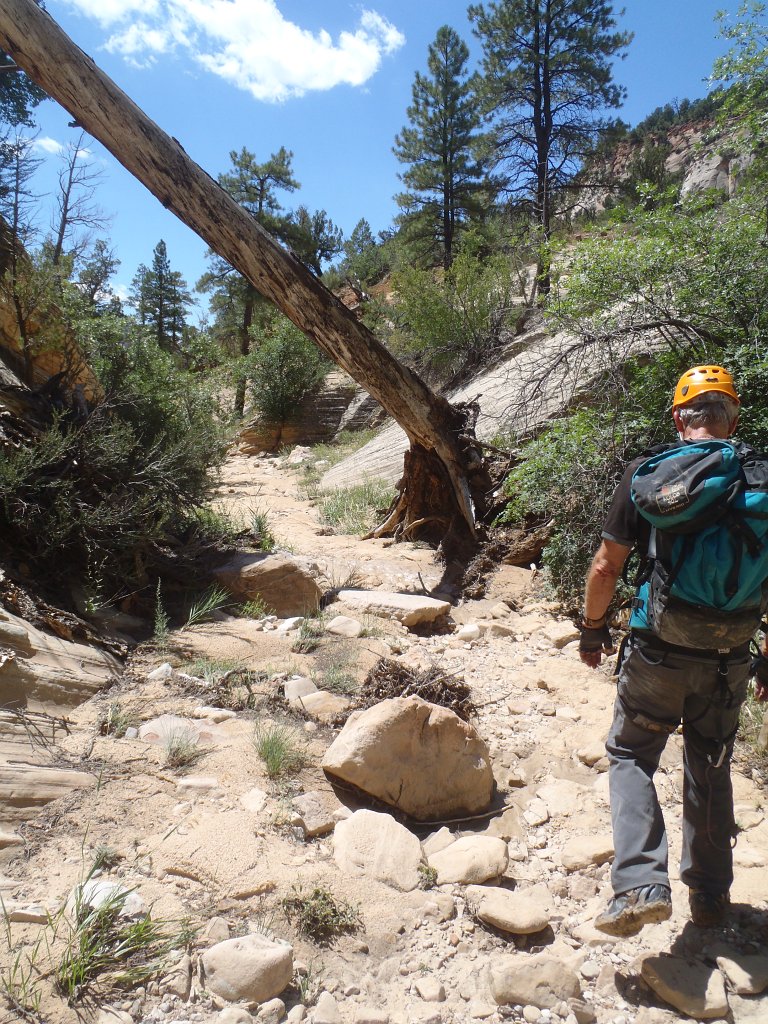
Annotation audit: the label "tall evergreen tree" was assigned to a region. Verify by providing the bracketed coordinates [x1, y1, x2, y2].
[199, 146, 301, 415]
[469, 0, 632, 291]
[130, 240, 192, 352]
[394, 25, 489, 269]
[288, 205, 343, 274]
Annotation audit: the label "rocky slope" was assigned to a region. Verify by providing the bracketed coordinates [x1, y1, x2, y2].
[1, 450, 766, 1024]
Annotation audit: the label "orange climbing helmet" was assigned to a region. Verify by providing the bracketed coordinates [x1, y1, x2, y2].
[672, 365, 740, 409]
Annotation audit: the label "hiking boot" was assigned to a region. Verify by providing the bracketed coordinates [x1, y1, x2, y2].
[594, 884, 672, 937]
[689, 889, 729, 928]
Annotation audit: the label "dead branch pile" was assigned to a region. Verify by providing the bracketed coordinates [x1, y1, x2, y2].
[351, 658, 475, 721]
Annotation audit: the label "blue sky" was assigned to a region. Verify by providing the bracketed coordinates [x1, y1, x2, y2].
[23, 1, 741, 318]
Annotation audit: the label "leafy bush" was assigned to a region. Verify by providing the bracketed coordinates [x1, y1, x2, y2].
[390, 235, 515, 379]
[0, 316, 227, 601]
[248, 317, 330, 422]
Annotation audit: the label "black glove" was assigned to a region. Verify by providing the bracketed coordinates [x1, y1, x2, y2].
[750, 651, 768, 687]
[578, 622, 614, 655]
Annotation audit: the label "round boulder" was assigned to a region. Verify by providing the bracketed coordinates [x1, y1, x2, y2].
[321, 696, 494, 821]
[201, 933, 292, 1004]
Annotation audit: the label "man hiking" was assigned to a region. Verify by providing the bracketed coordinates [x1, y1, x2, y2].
[579, 365, 768, 936]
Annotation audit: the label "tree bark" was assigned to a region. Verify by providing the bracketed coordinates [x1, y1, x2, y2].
[0, 0, 489, 555]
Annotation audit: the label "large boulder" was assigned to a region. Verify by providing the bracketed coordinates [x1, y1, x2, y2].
[334, 590, 450, 628]
[200, 933, 293, 1004]
[322, 696, 494, 821]
[213, 553, 322, 617]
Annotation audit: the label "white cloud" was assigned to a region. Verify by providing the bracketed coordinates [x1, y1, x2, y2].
[34, 136, 65, 154]
[62, 0, 405, 101]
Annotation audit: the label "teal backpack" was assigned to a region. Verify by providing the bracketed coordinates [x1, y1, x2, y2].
[629, 439, 768, 649]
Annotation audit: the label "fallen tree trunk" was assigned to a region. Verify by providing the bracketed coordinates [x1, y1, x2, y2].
[0, 0, 490, 559]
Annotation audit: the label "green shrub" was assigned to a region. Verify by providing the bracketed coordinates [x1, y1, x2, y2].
[390, 234, 515, 379]
[249, 318, 330, 422]
[281, 886, 360, 944]
[0, 321, 227, 598]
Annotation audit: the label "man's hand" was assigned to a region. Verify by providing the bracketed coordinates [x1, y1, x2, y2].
[750, 651, 768, 701]
[579, 623, 615, 668]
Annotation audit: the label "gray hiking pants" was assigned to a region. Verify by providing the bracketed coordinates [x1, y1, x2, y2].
[606, 634, 751, 897]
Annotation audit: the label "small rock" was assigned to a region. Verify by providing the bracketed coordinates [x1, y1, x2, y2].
[353, 1010, 389, 1024]
[257, 997, 286, 1023]
[641, 954, 728, 1019]
[541, 621, 580, 648]
[455, 624, 481, 642]
[201, 933, 293, 1004]
[716, 954, 768, 995]
[334, 590, 450, 627]
[326, 615, 363, 638]
[95, 1011, 133, 1024]
[577, 743, 607, 768]
[147, 662, 173, 681]
[284, 677, 318, 701]
[560, 835, 614, 872]
[291, 790, 346, 838]
[203, 917, 231, 943]
[428, 836, 508, 885]
[415, 977, 446, 1002]
[422, 827, 455, 858]
[217, 1009, 255, 1023]
[277, 616, 304, 633]
[177, 776, 220, 793]
[2, 902, 49, 923]
[313, 991, 341, 1024]
[523, 1007, 541, 1024]
[466, 885, 549, 935]
[490, 953, 581, 1009]
[523, 798, 549, 827]
[333, 810, 424, 891]
[160, 953, 192, 1000]
[240, 788, 269, 814]
[290, 690, 351, 720]
[194, 706, 238, 722]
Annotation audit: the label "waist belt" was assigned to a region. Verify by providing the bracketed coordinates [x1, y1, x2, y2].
[630, 629, 751, 661]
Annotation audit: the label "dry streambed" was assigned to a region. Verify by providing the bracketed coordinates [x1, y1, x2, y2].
[1, 452, 767, 1024]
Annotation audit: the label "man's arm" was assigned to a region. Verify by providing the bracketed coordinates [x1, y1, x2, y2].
[580, 538, 632, 669]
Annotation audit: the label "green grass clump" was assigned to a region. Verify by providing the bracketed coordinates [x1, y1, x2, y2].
[248, 505, 276, 552]
[184, 586, 232, 628]
[291, 616, 326, 654]
[163, 730, 205, 771]
[281, 886, 360, 945]
[317, 478, 394, 535]
[253, 723, 307, 779]
[98, 703, 138, 739]
[237, 595, 273, 619]
[56, 882, 187, 1004]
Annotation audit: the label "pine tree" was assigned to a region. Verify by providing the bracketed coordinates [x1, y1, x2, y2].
[130, 240, 192, 352]
[288, 205, 343, 274]
[469, 0, 632, 291]
[199, 146, 302, 415]
[394, 25, 489, 269]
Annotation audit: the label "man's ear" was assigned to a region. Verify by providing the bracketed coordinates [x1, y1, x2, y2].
[672, 409, 684, 433]
[729, 414, 739, 437]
